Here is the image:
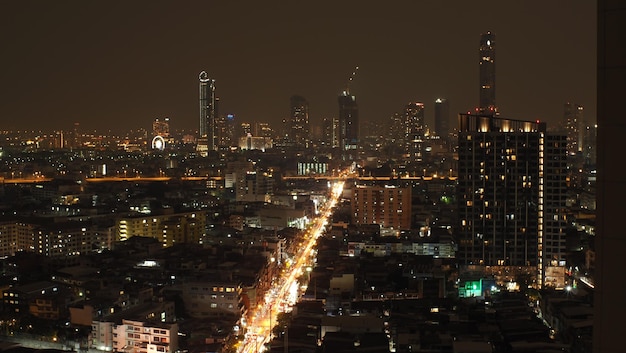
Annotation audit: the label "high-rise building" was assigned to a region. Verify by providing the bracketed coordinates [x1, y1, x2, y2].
[405, 102, 425, 164]
[197, 71, 216, 155]
[215, 114, 235, 148]
[289, 95, 310, 148]
[583, 122, 597, 166]
[479, 32, 496, 114]
[256, 122, 274, 138]
[338, 91, 359, 159]
[434, 98, 450, 138]
[457, 114, 567, 288]
[352, 183, 412, 230]
[563, 102, 585, 156]
[239, 122, 252, 138]
[321, 117, 337, 148]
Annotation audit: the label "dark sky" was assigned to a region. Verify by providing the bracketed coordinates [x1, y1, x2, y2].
[1, 1, 596, 133]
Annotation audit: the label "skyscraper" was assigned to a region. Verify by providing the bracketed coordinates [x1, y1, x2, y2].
[434, 98, 450, 138]
[289, 95, 310, 148]
[457, 114, 567, 288]
[479, 32, 496, 114]
[563, 102, 585, 156]
[338, 91, 359, 159]
[215, 114, 235, 148]
[405, 102, 425, 164]
[321, 117, 337, 148]
[197, 71, 216, 155]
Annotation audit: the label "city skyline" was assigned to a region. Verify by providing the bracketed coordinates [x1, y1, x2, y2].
[1, 1, 595, 132]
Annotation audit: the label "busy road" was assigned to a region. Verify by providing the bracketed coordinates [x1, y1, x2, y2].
[237, 180, 345, 353]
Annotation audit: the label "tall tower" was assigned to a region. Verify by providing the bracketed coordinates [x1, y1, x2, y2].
[457, 114, 567, 288]
[198, 71, 216, 155]
[434, 98, 450, 138]
[405, 102, 425, 164]
[479, 32, 496, 114]
[289, 95, 310, 148]
[563, 102, 585, 156]
[338, 91, 359, 159]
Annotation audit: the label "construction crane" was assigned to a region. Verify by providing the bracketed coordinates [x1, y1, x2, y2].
[344, 66, 359, 95]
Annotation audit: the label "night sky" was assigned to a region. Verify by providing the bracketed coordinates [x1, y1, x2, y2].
[1, 1, 596, 133]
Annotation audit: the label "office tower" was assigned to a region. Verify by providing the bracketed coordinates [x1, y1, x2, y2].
[352, 183, 412, 230]
[457, 114, 567, 288]
[434, 98, 450, 138]
[563, 102, 585, 156]
[239, 122, 252, 138]
[256, 122, 273, 138]
[338, 91, 359, 159]
[152, 117, 170, 138]
[215, 114, 235, 148]
[289, 95, 310, 148]
[479, 32, 496, 114]
[197, 71, 216, 155]
[388, 112, 405, 145]
[321, 118, 335, 147]
[405, 102, 425, 164]
[583, 123, 597, 166]
[594, 1, 626, 351]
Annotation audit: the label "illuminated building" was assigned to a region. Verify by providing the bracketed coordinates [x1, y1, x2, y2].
[152, 117, 170, 138]
[215, 113, 235, 148]
[197, 71, 216, 155]
[479, 32, 496, 114]
[289, 95, 310, 148]
[180, 282, 243, 319]
[297, 162, 329, 176]
[338, 91, 359, 159]
[434, 98, 450, 138]
[563, 102, 585, 156]
[117, 212, 206, 247]
[110, 319, 178, 353]
[255, 122, 274, 137]
[239, 122, 252, 138]
[351, 183, 412, 230]
[388, 112, 405, 146]
[238, 134, 272, 152]
[321, 117, 339, 148]
[457, 114, 567, 288]
[405, 102, 425, 164]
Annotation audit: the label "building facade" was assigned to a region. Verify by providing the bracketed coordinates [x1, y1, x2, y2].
[434, 98, 450, 138]
[405, 102, 425, 164]
[457, 114, 567, 287]
[563, 102, 585, 157]
[197, 71, 216, 155]
[479, 32, 496, 114]
[338, 91, 359, 159]
[351, 184, 412, 230]
[289, 95, 310, 148]
[117, 211, 206, 246]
